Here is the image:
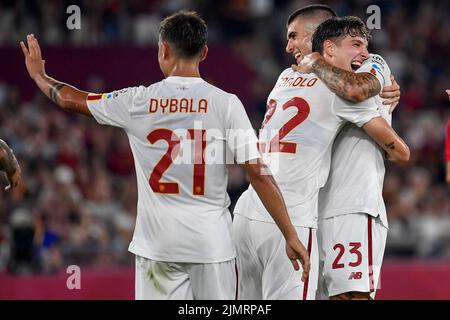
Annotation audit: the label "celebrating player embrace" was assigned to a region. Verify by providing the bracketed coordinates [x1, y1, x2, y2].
[21, 11, 309, 300]
[233, 11, 409, 300]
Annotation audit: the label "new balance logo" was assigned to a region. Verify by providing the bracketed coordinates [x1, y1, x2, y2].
[348, 272, 363, 280]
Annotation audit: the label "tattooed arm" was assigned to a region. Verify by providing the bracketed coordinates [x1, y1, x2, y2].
[292, 52, 381, 103]
[312, 56, 381, 102]
[20, 34, 92, 116]
[0, 139, 21, 191]
[362, 117, 410, 163]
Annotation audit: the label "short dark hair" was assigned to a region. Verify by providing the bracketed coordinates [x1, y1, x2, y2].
[159, 11, 207, 59]
[287, 4, 337, 27]
[311, 16, 371, 54]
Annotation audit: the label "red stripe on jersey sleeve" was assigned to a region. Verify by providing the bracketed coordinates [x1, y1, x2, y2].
[87, 94, 103, 101]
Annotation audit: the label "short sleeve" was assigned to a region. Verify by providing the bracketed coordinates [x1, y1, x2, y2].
[226, 95, 260, 163]
[334, 95, 382, 128]
[356, 54, 392, 89]
[86, 87, 140, 128]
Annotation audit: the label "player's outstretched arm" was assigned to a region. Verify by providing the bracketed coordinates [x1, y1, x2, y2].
[0, 139, 21, 191]
[292, 52, 381, 103]
[241, 158, 310, 281]
[362, 117, 410, 163]
[20, 34, 92, 117]
[293, 53, 401, 109]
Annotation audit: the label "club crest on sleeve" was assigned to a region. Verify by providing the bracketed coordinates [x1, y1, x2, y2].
[371, 55, 386, 69]
[372, 64, 382, 73]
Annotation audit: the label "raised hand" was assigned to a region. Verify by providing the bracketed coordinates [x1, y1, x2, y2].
[20, 34, 46, 80]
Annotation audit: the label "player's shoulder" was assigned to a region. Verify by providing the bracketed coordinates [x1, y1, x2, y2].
[368, 53, 387, 65]
[280, 67, 295, 77]
[363, 53, 390, 73]
[101, 85, 147, 101]
[200, 81, 242, 105]
[114, 84, 154, 94]
[201, 80, 231, 96]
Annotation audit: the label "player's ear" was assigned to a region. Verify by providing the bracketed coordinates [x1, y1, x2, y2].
[199, 45, 208, 62]
[323, 40, 334, 57]
[160, 41, 171, 59]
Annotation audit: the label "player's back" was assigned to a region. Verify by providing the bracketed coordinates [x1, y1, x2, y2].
[234, 68, 379, 228]
[127, 77, 234, 211]
[88, 76, 258, 263]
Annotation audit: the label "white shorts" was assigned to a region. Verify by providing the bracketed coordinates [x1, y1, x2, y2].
[316, 213, 387, 299]
[135, 255, 236, 300]
[233, 214, 318, 300]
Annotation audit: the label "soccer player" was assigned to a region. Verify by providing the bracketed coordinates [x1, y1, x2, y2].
[233, 16, 409, 300]
[288, 5, 410, 300]
[289, 5, 400, 109]
[20, 11, 310, 300]
[0, 139, 21, 191]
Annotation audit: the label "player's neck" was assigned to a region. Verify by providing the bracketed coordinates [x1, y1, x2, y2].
[167, 60, 201, 78]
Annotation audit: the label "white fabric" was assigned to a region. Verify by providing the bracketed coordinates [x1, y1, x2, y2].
[233, 213, 318, 300]
[316, 213, 387, 299]
[318, 54, 392, 227]
[87, 76, 260, 263]
[234, 68, 381, 228]
[135, 255, 236, 300]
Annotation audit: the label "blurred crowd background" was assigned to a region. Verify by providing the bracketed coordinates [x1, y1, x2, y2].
[0, 0, 449, 275]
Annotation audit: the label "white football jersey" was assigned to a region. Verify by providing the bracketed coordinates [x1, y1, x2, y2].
[87, 76, 260, 263]
[318, 54, 392, 228]
[234, 68, 381, 228]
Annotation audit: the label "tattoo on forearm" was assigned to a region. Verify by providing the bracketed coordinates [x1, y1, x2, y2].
[385, 142, 395, 150]
[49, 82, 66, 104]
[0, 139, 18, 175]
[312, 58, 381, 102]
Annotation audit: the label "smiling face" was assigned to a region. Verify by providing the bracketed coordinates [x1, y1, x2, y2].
[286, 16, 326, 65]
[324, 35, 369, 72]
[311, 16, 371, 72]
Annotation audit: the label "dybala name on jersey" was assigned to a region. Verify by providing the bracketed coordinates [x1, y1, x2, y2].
[149, 98, 208, 114]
